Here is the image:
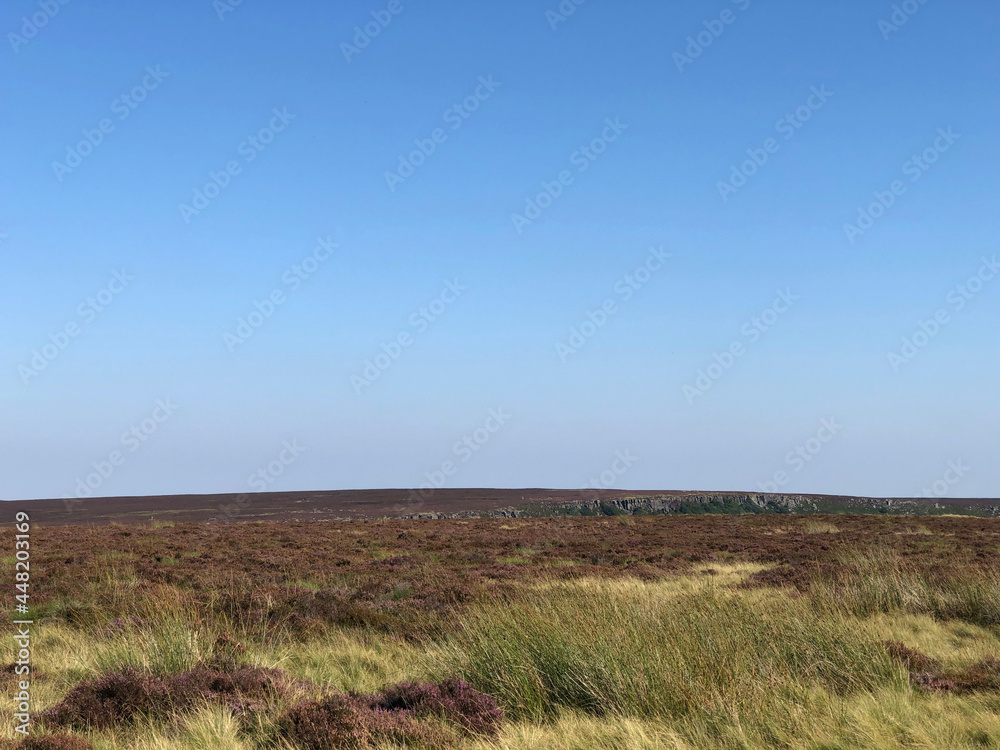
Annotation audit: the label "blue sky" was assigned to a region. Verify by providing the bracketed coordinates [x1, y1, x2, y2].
[2, 0, 998, 501]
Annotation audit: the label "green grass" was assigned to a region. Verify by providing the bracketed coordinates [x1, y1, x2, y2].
[439, 563, 1000, 749]
[442, 566, 903, 725]
[814, 545, 1000, 627]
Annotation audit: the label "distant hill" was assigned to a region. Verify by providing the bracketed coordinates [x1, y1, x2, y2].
[8, 488, 999, 526]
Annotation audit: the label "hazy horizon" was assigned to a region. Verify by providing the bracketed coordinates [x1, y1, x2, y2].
[11, 485, 1000, 505]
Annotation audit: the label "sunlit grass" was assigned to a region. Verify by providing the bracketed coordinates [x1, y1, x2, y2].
[442, 565, 903, 724]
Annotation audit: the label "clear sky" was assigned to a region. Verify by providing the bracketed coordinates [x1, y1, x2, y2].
[2, 0, 998, 502]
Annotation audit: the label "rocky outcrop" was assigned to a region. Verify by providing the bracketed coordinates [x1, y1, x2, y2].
[400, 492, 1000, 519]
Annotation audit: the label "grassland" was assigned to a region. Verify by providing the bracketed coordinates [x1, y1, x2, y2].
[3, 515, 999, 749]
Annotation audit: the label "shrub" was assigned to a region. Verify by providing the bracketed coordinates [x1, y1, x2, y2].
[41, 669, 162, 730]
[884, 640, 939, 673]
[41, 665, 291, 730]
[953, 658, 1000, 692]
[909, 671, 957, 692]
[884, 641, 1000, 694]
[369, 679, 502, 736]
[164, 665, 288, 713]
[17, 735, 93, 750]
[278, 694, 451, 750]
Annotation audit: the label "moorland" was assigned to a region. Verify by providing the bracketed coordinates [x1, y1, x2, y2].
[3, 513, 1000, 749]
